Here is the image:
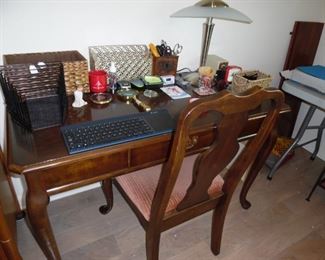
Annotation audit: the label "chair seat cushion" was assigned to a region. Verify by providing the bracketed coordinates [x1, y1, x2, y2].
[116, 154, 224, 221]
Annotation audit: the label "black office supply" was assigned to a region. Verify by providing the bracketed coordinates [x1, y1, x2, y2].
[0, 63, 67, 131]
[117, 80, 131, 89]
[130, 78, 145, 89]
[61, 109, 175, 154]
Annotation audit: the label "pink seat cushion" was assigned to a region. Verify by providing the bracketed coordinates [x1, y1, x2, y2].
[116, 154, 224, 221]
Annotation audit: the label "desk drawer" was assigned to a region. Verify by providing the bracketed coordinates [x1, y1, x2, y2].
[38, 151, 128, 191]
[185, 130, 215, 152]
[130, 129, 215, 168]
[131, 140, 171, 167]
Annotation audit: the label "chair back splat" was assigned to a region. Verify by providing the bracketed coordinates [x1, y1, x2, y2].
[114, 87, 284, 259]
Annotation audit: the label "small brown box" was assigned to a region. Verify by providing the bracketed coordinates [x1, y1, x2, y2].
[152, 56, 178, 76]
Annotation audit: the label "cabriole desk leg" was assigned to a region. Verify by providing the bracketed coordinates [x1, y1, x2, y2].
[99, 178, 114, 215]
[25, 173, 61, 260]
[240, 130, 277, 209]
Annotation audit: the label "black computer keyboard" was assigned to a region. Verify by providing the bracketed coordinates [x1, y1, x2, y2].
[61, 109, 175, 154]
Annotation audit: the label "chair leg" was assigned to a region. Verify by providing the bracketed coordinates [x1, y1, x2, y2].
[306, 166, 325, 201]
[99, 178, 114, 215]
[210, 201, 228, 255]
[240, 130, 277, 209]
[310, 117, 325, 160]
[145, 230, 161, 260]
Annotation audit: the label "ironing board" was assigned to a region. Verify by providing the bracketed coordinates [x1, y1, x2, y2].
[268, 67, 325, 181]
[306, 166, 325, 201]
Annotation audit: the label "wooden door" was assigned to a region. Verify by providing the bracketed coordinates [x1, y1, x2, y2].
[278, 21, 324, 137]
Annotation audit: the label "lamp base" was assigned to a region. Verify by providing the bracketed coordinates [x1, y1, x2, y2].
[181, 71, 200, 86]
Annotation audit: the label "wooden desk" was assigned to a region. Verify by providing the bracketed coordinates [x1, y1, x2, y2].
[6, 88, 290, 259]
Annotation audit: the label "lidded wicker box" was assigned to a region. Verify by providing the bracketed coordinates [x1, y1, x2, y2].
[232, 70, 272, 94]
[3, 50, 89, 95]
[89, 45, 152, 81]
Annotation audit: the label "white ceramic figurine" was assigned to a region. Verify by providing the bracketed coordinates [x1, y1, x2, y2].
[72, 86, 87, 108]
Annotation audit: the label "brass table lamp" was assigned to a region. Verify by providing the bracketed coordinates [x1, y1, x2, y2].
[171, 0, 252, 66]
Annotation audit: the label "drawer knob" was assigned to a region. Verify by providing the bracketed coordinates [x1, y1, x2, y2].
[186, 135, 198, 150]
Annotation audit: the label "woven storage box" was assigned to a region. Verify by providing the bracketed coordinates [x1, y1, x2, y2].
[89, 45, 152, 81]
[0, 63, 67, 131]
[3, 50, 89, 95]
[232, 70, 272, 94]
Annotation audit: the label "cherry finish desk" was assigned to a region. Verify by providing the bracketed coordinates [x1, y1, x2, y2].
[6, 88, 290, 259]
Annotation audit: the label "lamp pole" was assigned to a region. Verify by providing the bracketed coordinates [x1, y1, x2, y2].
[200, 17, 215, 66]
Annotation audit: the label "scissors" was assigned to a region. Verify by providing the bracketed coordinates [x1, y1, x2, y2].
[172, 43, 183, 56]
[156, 41, 172, 56]
[161, 40, 168, 46]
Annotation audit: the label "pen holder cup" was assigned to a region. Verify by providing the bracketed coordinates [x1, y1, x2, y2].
[152, 56, 178, 76]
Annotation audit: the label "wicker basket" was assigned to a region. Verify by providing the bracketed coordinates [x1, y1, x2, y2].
[232, 70, 272, 94]
[3, 50, 89, 95]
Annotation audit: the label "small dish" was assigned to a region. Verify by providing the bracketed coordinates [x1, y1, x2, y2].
[90, 93, 113, 105]
[143, 89, 159, 98]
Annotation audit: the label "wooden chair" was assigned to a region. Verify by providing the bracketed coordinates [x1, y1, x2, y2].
[0, 146, 22, 260]
[102, 87, 284, 259]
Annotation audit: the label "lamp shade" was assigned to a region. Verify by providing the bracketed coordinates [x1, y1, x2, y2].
[171, 0, 252, 24]
[170, 0, 252, 66]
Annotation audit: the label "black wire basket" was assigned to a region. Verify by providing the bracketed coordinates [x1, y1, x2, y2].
[0, 63, 67, 131]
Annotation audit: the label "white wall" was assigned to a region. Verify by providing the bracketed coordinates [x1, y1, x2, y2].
[0, 0, 324, 207]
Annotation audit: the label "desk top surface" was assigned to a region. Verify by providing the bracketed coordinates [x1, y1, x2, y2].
[6, 87, 290, 174]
